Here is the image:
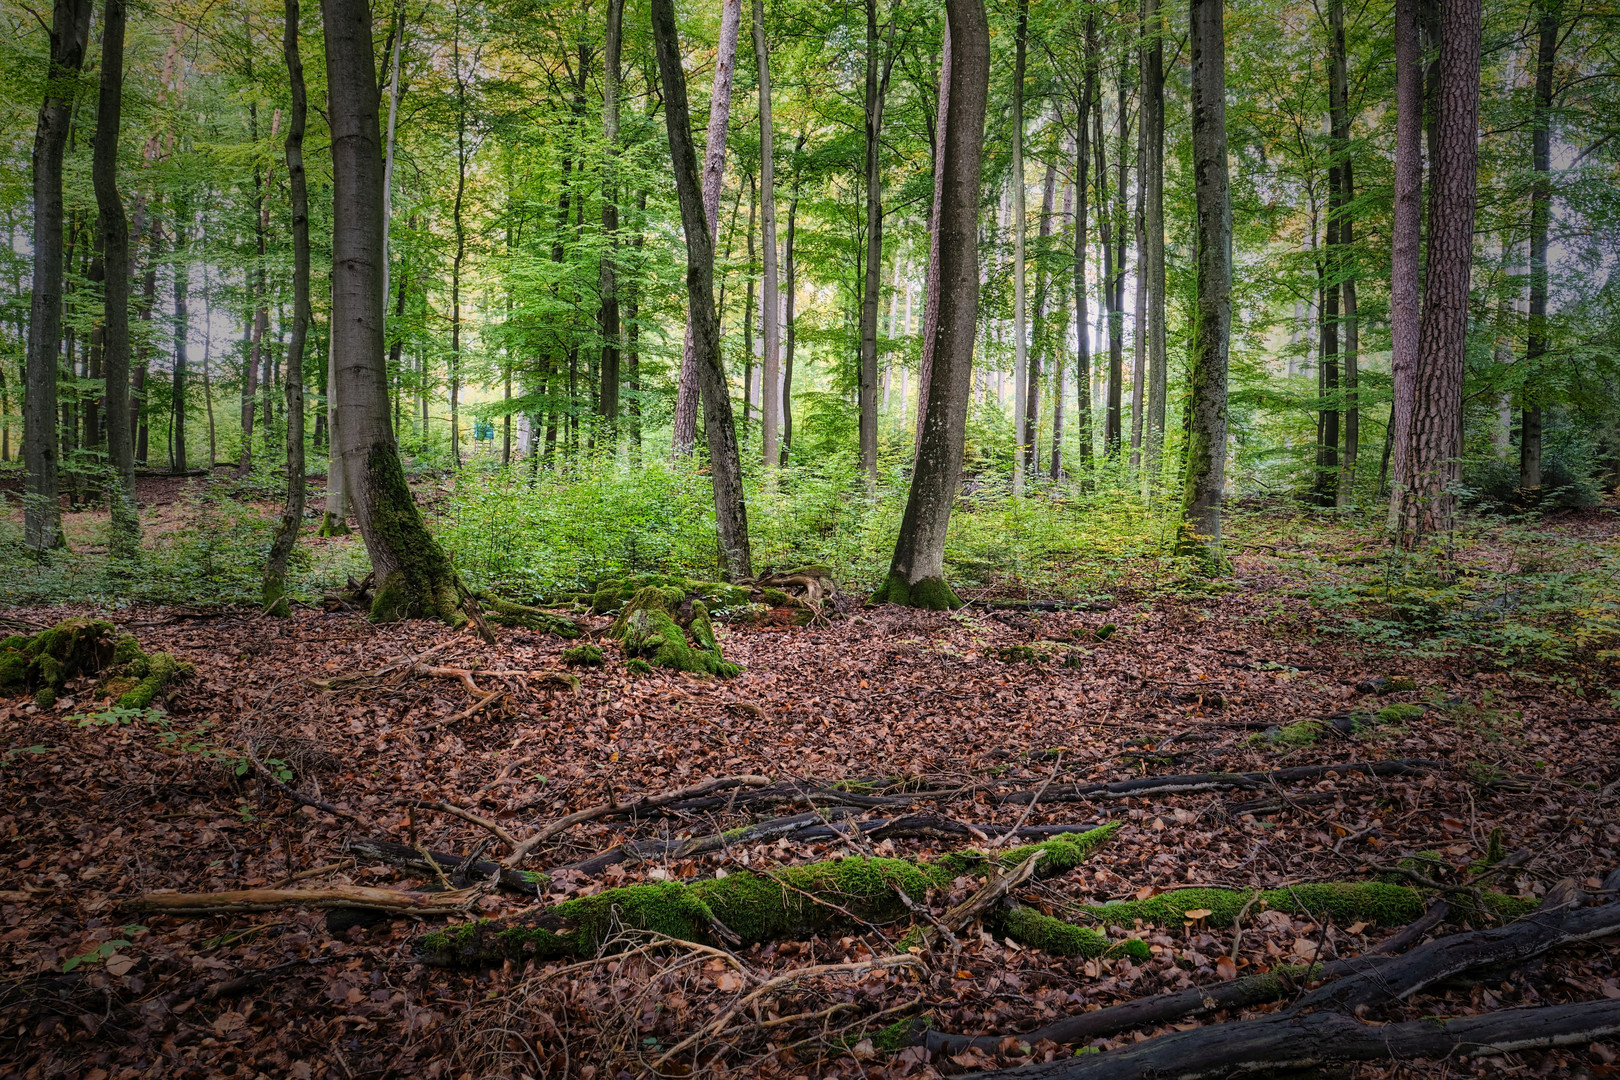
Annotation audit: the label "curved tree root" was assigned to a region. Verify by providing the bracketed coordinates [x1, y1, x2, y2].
[476, 593, 583, 638]
[420, 825, 1135, 967]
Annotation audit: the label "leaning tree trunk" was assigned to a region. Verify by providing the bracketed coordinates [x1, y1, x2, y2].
[753, 0, 780, 469]
[1385, 0, 1423, 532]
[322, 0, 465, 623]
[1519, 0, 1560, 497]
[874, 0, 987, 610]
[652, 0, 752, 580]
[92, 0, 137, 558]
[670, 0, 741, 457]
[1389, 0, 1480, 545]
[1180, 0, 1232, 551]
[23, 0, 93, 552]
[263, 0, 311, 617]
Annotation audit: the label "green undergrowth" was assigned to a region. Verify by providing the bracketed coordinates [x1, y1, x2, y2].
[421, 825, 1128, 967]
[1075, 881, 1538, 927]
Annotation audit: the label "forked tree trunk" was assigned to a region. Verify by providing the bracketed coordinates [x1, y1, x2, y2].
[1385, 0, 1422, 531]
[263, 0, 311, 617]
[875, 0, 987, 609]
[1389, 0, 1481, 545]
[321, 0, 465, 623]
[652, 0, 752, 580]
[93, 0, 137, 556]
[1180, 0, 1232, 549]
[753, 0, 780, 468]
[598, 0, 623, 428]
[671, 0, 741, 456]
[23, 0, 92, 551]
[1519, 0, 1560, 496]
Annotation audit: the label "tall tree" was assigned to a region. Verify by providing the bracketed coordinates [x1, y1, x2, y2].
[858, 0, 898, 487]
[753, 0, 780, 468]
[170, 217, 189, 473]
[322, 0, 465, 621]
[652, 0, 752, 579]
[1071, 27, 1096, 474]
[671, 0, 742, 455]
[874, 0, 988, 609]
[263, 0, 311, 617]
[23, 0, 93, 551]
[1520, 0, 1562, 495]
[92, 0, 137, 556]
[599, 0, 624, 426]
[1141, 0, 1166, 463]
[1331, 0, 1359, 506]
[913, 21, 951, 456]
[1385, 0, 1421, 529]
[1389, 0, 1482, 543]
[448, 0, 473, 468]
[1025, 161, 1056, 475]
[1181, 0, 1232, 548]
[1011, 0, 1029, 494]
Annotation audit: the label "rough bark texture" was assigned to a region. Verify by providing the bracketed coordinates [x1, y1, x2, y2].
[1389, 0, 1480, 545]
[1385, 0, 1422, 532]
[24, 0, 93, 551]
[1520, 0, 1560, 495]
[322, 0, 463, 624]
[875, 0, 986, 610]
[1180, 0, 1232, 549]
[263, 0, 310, 618]
[653, 0, 752, 580]
[671, 0, 741, 456]
[753, 0, 779, 469]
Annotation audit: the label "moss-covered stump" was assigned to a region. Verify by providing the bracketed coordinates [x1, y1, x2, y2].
[0, 620, 191, 709]
[478, 593, 583, 638]
[607, 586, 739, 677]
[869, 573, 963, 611]
[1073, 881, 1538, 928]
[587, 574, 752, 616]
[422, 825, 1127, 967]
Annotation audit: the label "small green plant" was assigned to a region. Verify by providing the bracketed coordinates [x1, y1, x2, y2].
[1, 744, 52, 767]
[73, 704, 166, 727]
[61, 926, 143, 973]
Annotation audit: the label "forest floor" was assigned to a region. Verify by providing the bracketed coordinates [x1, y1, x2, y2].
[3, 494, 1620, 1080]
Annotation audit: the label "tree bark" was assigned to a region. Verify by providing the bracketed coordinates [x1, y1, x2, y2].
[742, 173, 756, 425]
[1519, 0, 1560, 496]
[240, 100, 265, 475]
[1049, 172, 1073, 479]
[23, 0, 92, 551]
[671, 0, 741, 456]
[753, 0, 779, 468]
[322, 0, 465, 623]
[1141, 0, 1166, 464]
[913, 21, 950, 459]
[1073, 31, 1095, 473]
[449, 4, 469, 468]
[92, 0, 137, 556]
[652, 0, 752, 580]
[1180, 0, 1232, 549]
[1389, 0, 1481, 544]
[874, 0, 987, 610]
[264, 0, 311, 617]
[781, 156, 801, 466]
[598, 0, 623, 429]
[1385, 0, 1422, 531]
[170, 216, 189, 474]
[1332, 0, 1358, 506]
[1026, 161, 1056, 477]
[1011, 0, 1029, 494]
[858, 0, 897, 489]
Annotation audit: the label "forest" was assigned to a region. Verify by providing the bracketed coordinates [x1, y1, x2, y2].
[2, 0, 1620, 1072]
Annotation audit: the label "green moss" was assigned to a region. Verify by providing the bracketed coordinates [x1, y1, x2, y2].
[115, 653, 193, 710]
[34, 687, 56, 708]
[478, 595, 582, 638]
[868, 1015, 926, 1053]
[1375, 703, 1425, 724]
[361, 445, 466, 627]
[608, 586, 738, 677]
[1002, 907, 1121, 957]
[261, 573, 292, 619]
[1073, 881, 1496, 928]
[871, 573, 963, 610]
[0, 635, 30, 653]
[560, 643, 604, 666]
[626, 658, 653, 675]
[111, 635, 144, 666]
[0, 650, 28, 692]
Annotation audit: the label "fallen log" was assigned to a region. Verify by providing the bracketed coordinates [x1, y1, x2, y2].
[996, 759, 1440, 805]
[967, 998, 1620, 1079]
[132, 884, 482, 917]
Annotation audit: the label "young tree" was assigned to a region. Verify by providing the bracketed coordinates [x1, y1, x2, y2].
[322, 0, 465, 622]
[857, 0, 897, 488]
[1141, 0, 1166, 463]
[263, 0, 311, 617]
[1330, 0, 1359, 506]
[752, 0, 780, 468]
[652, 0, 752, 579]
[1520, 0, 1562, 495]
[23, 0, 93, 551]
[1011, 0, 1029, 494]
[874, 0, 988, 609]
[599, 0, 624, 426]
[1180, 0, 1232, 549]
[912, 21, 950, 458]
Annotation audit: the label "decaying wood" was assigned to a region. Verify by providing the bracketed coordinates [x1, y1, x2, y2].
[133, 884, 483, 916]
[346, 836, 543, 894]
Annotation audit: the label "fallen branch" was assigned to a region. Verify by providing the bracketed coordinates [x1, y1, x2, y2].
[405, 800, 520, 849]
[133, 884, 483, 917]
[346, 836, 545, 894]
[246, 743, 368, 824]
[996, 759, 1440, 806]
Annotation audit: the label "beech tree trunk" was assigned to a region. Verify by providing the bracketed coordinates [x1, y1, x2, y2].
[598, 0, 623, 427]
[23, 0, 92, 551]
[782, 158, 801, 466]
[93, 0, 137, 555]
[858, 0, 897, 488]
[875, 0, 987, 610]
[1180, 0, 1232, 549]
[1072, 27, 1096, 473]
[1011, 0, 1029, 494]
[449, 8, 469, 468]
[1049, 172, 1073, 480]
[170, 216, 189, 474]
[1520, 0, 1560, 495]
[913, 21, 951, 458]
[1385, 0, 1423, 531]
[652, 0, 752, 579]
[1389, 0, 1481, 544]
[1331, 0, 1358, 506]
[322, 0, 464, 623]
[1026, 161, 1056, 477]
[671, 0, 741, 456]
[753, 0, 779, 468]
[1141, 0, 1166, 463]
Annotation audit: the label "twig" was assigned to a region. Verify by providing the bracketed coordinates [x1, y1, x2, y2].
[269, 859, 355, 889]
[408, 800, 519, 849]
[246, 743, 367, 824]
[992, 752, 1063, 849]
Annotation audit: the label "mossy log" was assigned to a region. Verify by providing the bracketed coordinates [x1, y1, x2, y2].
[477, 593, 582, 638]
[607, 586, 739, 677]
[0, 620, 190, 709]
[1072, 881, 1537, 928]
[422, 825, 1133, 967]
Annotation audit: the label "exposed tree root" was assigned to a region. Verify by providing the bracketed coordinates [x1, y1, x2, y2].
[475, 592, 583, 637]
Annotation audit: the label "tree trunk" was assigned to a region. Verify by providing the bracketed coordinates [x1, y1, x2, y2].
[858, 0, 896, 489]
[240, 102, 265, 475]
[170, 215, 189, 474]
[1389, 0, 1481, 544]
[23, 0, 92, 551]
[653, 0, 752, 579]
[322, 0, 465, 623]
[753, 0, 779, 468]
[1093, 80, 1120, 455]
[264, 0, 311, 617]
[627, 187, 646, 459]
[93, 0, 137, 555]
[1519, 0, 1560, 496]
[133, 213, 158, 467]
[1026, 161, 1055, 477]
[1142, 0, 1166, 464]
[598, 0, 623, 429]
[1011, 0, 1028, 494]
[743, 173, 756, 426]
[1049, 171, 1073, 480]
[875, 0, 987, 609]
[449, 8, 469, 469]
[671, 0, 741, 456]
[1112, 73, 1129, 461]
[1385, 0, 1423, 530]
[1332, 0, 1358, 506]
[1314, 158, 1341, 506]
[1180, 0, 1232, 549]
[1073, 37, 1095, 473]
[913, 21, 950, 459]
[781, 170, 799, 467]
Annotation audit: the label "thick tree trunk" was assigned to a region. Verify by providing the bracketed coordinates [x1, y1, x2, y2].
[1142, 0, 1166, 463]
[264, 0, 311, 617]
[1010, 0, 1028, 494]
[753, 0, 779, 468]
[1385, 0, 1423, 530]
[875, 0, 987, 609]
[1520, 0, 1559, 496]
[322, 0, 464, 623]
[671, 0, 741, 456]
[93, 0, 137, 556]
[1180, 0, 1232, 549]
[653, 0, 752, 580]
[598, 0, 623, 429]
[23, 0, 92, 551]
[1389, 0, 1481, 544]
[913, 22, 950, 459]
